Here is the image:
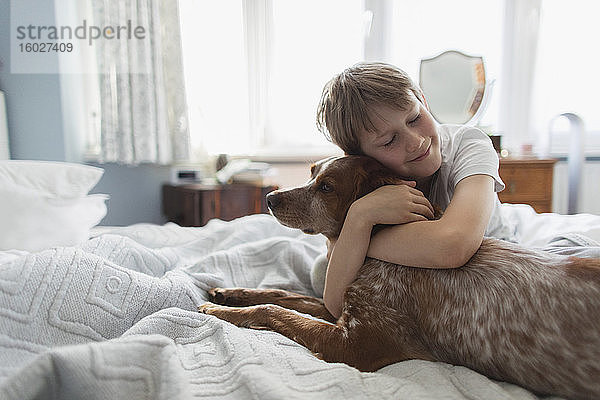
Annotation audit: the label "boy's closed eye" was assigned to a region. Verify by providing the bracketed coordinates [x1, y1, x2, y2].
[408, 113, 421, 125]
[381, 114, 421, 148]
[383, 134, 397, 148]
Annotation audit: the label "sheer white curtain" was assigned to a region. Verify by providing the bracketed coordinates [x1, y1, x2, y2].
[178, 0, 363, 157]
[92, 0, 190, 165]
[498, 0, 541, 152]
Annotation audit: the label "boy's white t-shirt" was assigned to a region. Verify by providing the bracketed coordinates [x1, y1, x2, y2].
[429, 124, 516, 241]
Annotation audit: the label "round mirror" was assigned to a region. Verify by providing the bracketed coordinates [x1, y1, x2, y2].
[419, 50, 487, 125]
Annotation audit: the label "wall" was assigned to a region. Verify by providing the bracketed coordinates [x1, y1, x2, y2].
[0, 0, 67, 161]
[88, 163, 171, 226]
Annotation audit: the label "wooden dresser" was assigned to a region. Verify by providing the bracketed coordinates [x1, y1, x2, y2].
[162, 183, 278, 227]
[497, 158, 556, 213]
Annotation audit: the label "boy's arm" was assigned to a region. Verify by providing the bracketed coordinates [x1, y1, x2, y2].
[322, 210, 372, 319]
[367, 174, 495, 268]
[323, 174, 495, 318]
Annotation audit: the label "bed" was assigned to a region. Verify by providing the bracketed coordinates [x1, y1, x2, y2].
[1, 160, 599, 400]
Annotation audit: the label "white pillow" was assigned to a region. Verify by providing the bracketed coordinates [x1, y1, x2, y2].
[0, 160, 104, 198]
[0, 160, 108, 252]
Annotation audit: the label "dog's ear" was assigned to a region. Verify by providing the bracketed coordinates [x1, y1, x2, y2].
[352, 162, 408, 199]
[371, 160, 406, 186]
[371, 169, 408, 187]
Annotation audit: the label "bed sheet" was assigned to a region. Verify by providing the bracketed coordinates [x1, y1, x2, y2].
[0, 212, 582, 400]
[502, 203, 600, 248]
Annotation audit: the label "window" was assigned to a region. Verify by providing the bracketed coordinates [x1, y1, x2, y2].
[175, 0, 600, 160]
[178, 0, 250, 157]
[179, 0, 506, 158]
[264, 0, 364, 155]
[531, 0, 600, 154]
[179, 0, 364, 158]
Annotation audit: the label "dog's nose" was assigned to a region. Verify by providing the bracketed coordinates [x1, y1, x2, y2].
[266, 192, 280, 210]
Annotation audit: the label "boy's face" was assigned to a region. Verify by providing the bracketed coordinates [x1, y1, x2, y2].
[358, 94, 441, 180]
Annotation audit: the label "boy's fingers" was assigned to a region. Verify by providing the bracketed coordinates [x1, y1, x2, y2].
[409, 213, 429, 222]
[408, 187, 427, 197]
[398, 180, 417, 187]
[409, 203, 434, 220]
[411, 191, 435, 212]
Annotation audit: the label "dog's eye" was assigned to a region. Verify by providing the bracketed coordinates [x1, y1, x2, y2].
[319, 182, 333, 193]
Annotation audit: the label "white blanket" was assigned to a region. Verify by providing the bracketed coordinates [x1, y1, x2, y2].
[2, 210, 591, 400]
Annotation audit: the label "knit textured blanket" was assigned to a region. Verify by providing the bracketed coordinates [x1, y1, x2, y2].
[0, 214, 563, 399]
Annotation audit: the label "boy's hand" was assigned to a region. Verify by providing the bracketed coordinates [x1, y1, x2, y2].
[349, 184, 434, 226]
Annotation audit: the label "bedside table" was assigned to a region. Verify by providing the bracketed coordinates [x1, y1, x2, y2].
[162, 183, 278, 227]
[497, 158, 557, 213]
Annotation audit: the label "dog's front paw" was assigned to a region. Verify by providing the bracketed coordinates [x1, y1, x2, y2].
[207, 287, 253, 306]
[207, 288, 227, 304]
[198, 302, 270, 330]
[198, 301, 249, 327]
[198, 302, 222, 315]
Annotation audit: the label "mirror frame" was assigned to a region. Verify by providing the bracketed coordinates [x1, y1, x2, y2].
[419, 50, 487, 125]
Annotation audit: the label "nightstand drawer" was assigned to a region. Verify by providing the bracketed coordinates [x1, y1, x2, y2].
[497, 158, 556, 213]
[499, 167, 551, 201]
[162, 183, 278, 227]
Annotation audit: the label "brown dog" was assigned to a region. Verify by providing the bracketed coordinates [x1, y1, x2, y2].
[199, 155, 600, 400]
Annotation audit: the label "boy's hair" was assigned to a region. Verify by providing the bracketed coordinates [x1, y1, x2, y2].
[316, 62, 423, 155]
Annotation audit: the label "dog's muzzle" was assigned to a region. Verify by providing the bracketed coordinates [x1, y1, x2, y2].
[266, 192, 281, 212]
